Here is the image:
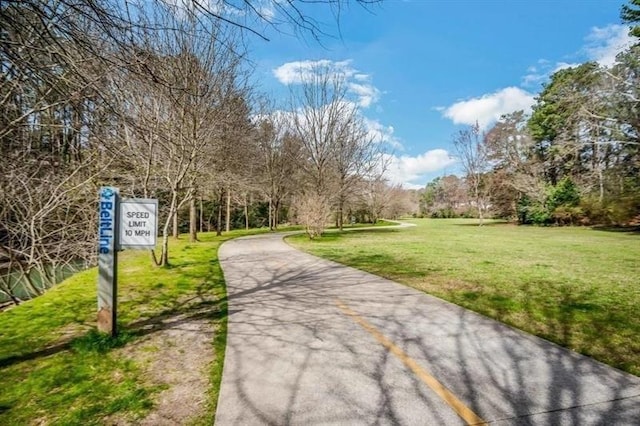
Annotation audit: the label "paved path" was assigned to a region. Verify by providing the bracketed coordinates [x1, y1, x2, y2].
[215, 232, 640, 425]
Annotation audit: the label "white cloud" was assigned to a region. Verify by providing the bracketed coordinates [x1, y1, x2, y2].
[273, 59, 355, 85]
[443, 87, 535, 129]
[273, 59, 380, 108]
[523, 24, 634, 88]
[160, 0, 226, 19]
[553, 62, 581, 72]
[348, 83, 380, 108]
[383, 149, 456, 189]
[522, 61, 581, 88]
[363, 118, 402, 150]
[521, 73, 545, 87]
[584, 24, 634, 67]
[161, 0, 280, 20]
[258, 3, 276, 22]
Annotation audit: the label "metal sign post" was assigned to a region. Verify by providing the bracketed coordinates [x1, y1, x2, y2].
[97, 188, 158, 337]
[97, 187, 119, 336]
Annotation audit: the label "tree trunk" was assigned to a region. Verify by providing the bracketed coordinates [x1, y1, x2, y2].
[151, 250, 161, 266]
[161, 233, 169, 265]
[272, 199, 280, 231]
[274, 199, 280, 230]
[244, 193, 249, 230]
[189, 196, 197, 242]
[216, 190, 223, 236]
[199, 197, 203, 233]
[172, 194, 179, 238]
[158, 190, 178, 266]
[19, 267, 43, 297]
[39, 260, 56, 289]
[598, 168, 604, 204]
[268, 198, 273, 230]
[225, 188, 231, 233]
[7, 292, 22, 306]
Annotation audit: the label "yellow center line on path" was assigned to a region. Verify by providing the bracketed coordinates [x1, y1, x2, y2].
[336, 299, 488, 426]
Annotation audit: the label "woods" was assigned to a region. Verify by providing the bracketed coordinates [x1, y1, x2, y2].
[2, 0, 639, 304]
[0, 0, 394, 304]
[422, 17, 640, 226]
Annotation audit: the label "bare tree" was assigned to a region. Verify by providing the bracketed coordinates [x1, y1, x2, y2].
[112, 12, 249, 264]
[0, 0, 382, 302]
[0, 151, 103, 304]
[287, 64, 385, 234]
[205, 91, 257, 236]
[484, 111, 546, 220]
[332, 110, 384, 229]
[255, 110, 303, 230]
[362, 178, 389, 223]
[453, 123, 490, 225]
[0, 1, 115, 302]
[292, 193, 332, 239]
[362, 181, 416, 220]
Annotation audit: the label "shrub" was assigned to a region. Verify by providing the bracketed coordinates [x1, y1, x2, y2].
[547, 177, 580, 211]
[551, 205, 584, 226]
[293, 193, 332, 239]
[518, 178, 582, 226]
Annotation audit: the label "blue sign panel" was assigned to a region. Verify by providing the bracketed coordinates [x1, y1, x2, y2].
[97, 186, 119, 336]
[98, 187, 117, 255]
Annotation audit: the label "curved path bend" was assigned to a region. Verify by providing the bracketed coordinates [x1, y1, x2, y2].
[215, 232, 640, 425]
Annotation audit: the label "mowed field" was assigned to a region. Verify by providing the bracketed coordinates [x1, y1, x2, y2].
[287, 219, 640, 376]
[0, 230, 250, 425]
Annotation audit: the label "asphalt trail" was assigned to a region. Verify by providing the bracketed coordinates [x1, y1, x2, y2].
[215, 232, 640, 425]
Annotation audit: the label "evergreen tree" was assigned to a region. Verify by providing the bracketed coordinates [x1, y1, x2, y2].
[622, 0, 640, 39]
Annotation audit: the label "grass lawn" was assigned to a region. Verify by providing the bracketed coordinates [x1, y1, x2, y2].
[0, 228, 271, 425]
[287, 218, 640, 376]
[334, 219, 397, 229]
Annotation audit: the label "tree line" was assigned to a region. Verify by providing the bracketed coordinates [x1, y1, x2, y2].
[0, 0, 411, 305]
[4, 0, 637, 304]
[421, 2, 640, 226]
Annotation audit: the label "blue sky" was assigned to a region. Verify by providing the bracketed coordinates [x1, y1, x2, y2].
[246, 0, 634, 189]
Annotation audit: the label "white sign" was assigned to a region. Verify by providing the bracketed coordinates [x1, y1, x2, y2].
[119, 198, 158, 249]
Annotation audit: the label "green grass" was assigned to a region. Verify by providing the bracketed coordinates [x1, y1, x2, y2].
[287, 218, 640, 376]
[329, 219, 397, 229]
[0, 228, 270, 425]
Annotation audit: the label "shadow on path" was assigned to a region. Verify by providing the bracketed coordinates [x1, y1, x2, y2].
[215, 233, 640, 425]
